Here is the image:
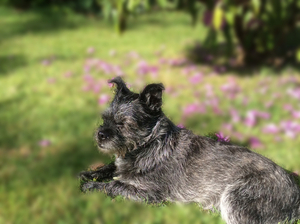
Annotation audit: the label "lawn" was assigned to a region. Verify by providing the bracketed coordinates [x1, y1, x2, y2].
[0, 6, 300, 224]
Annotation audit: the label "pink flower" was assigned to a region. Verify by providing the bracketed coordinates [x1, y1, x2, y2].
[159, 58, 168, 65]
[212, 105, 222, 115]
[287, 88, 300, 99]
[232, 132, 245, 141]
[42, 59, 51, 66]
[136, 61, 159, 76]
[165, 86, 179, 97]
[262, 124, 280, 134]
[127, 51, 140, 59]
[97, 61, 112, 74]
[205, 84, 215, 98]
[244, 111, 257, 127]
[183, 103, 206, 117]
[243, 110, 270, 127]
[168, 58, 187, 66]
[258, 86, 268, 94]
[283, 104, 293, 112]
[264, 101, 274, 109]
[189, 73, 203, 84]
[215, 132, 230, 142]
[83, 74, 94, 83]
[292, 111, 300, 119]
[39, 139, 51, 147]
[230, 109, 240, 123]
[47, 77, 56, 84]
[274, 136, 282, 142]
[177, 124, 185, 128]
[220, 79, 241, 99]
[82, 84, 92, 92]
[205, 97, 219, 107]
[98, 94, 110, 105]
[93, 82, 102, 93]
[182, 65, 197, 75]
[87, 47, 95, 54]
[63, 71, 73, 78]
[242, 97, 249, 106]
[279, 75, 298, 85]
[255, 111, 270, 119]
[280, 120, 300, 138]
[221, 123, 233, 132]
[112, 65, 125, 76]
[272, 93, 281, 99]
[249, 137, 263, 149]
[84, 65, 91, 73]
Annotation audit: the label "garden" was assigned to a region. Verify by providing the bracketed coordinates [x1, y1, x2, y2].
[0, 1, 300, 223]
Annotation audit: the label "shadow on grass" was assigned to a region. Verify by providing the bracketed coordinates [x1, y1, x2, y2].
[0, 55, 28, 75]
[0, 7, 90, 42]
[127, 11, 193, 31]
[185, 41, 300, 76]
[0, 95, 108, 185]
[2, 140, 111, 188]
[31, 142, 111, 183]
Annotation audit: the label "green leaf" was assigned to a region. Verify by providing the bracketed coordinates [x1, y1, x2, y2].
[224, 9, 235, 26]
[296, 49, 300, 62]
[213, 3, 224, 30]
[157, 0, 176, 9]
[101, 1, 113, 19]
[127, 0, 139, 12]
[251, 0, 260, 15]
[243, 11, 254, 26]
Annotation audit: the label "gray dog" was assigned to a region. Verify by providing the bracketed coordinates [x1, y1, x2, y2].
[80, 77, 300, 224]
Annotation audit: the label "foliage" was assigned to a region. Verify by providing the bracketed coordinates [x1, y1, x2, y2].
[99, 0, 179, 33]
[90, 0, 300, 65]
[1, 6, 300, 224]
[5, 0, 298, 65]
[0, 0, 101, 13]
[199, 0, 300, 64]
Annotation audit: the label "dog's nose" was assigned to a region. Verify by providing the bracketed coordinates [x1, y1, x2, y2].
[98, 131, 109, 140]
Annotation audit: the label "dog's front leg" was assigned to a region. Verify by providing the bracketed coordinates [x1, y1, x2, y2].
[79, 162, 116, 182]
[81, 180, 160, 203]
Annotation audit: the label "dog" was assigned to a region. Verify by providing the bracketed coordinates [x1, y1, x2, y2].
[80, 77, 300, 224]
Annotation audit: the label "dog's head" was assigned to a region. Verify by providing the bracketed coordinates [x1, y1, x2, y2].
[96, 77, 165, 156]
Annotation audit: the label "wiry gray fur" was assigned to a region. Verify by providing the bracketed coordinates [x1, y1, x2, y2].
[80, 77, 300, 224]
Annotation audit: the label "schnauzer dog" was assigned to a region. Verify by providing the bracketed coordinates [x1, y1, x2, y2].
[80, 77, 300, 224]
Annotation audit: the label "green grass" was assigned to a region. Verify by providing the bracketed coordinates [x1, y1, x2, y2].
[0, 6, 300, 224]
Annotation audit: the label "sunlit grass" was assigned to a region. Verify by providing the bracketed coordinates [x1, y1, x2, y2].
[0, 6, 299, 224]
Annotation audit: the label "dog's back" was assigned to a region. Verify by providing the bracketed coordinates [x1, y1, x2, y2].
[168, 131, 300, 224]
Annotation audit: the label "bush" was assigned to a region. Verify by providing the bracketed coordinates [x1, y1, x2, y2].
[98, 0, 300, 65]
[3, 0, 299, 65]
[197, 0, 300, 65]
[0, 0, 101, 13]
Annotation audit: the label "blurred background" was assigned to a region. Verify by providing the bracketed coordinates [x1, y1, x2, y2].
[0, 0, 300, 223]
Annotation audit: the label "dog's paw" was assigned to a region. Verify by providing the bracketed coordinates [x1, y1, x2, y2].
[81, 181, 106, 193]
[81, 181, 97, 193]
[78, 171, 94, 181]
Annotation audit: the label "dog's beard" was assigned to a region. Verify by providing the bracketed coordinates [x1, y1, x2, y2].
[96, 136, 136, 158]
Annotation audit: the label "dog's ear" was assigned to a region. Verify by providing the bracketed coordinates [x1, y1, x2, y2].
[108, 77, 131, 96]
[139, 83, 165, 112]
